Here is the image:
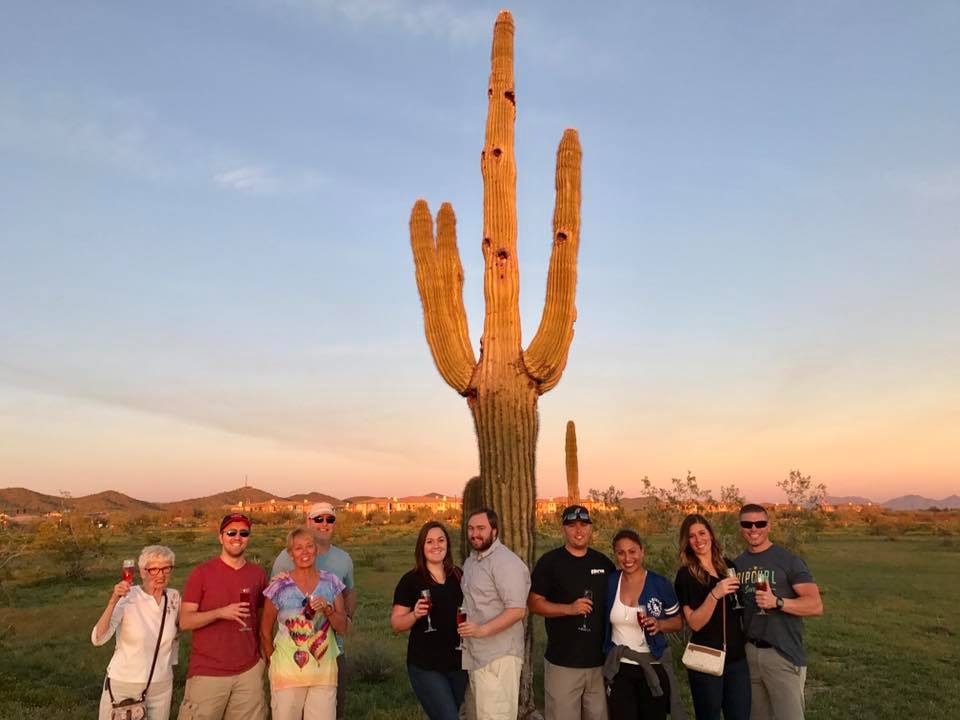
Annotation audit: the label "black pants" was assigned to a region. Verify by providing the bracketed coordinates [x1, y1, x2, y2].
[608, 662, 671, 720]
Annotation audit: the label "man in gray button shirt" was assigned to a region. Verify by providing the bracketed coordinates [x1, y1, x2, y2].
[457, 508, 531, 720]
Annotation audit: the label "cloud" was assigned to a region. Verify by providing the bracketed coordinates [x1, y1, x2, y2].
[886, 169, 960, 201]
[269, 0, 491, 43]
[213, 166, 326, 195]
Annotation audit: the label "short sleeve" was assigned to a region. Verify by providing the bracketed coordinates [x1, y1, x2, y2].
[788, 554, 814, 586]
[529, 553, 554, 598]
[392, 571, 420, 608]
[91, 595, 127, 646]
[341, 553, 355, 590]
[659, 576, 681, 617]
[182, 566, 205, 605]
[495, 555, 532, 609]
[673, 567, 692, 609]
[271, 550, 294, 579]
[264, 576, 295, 606]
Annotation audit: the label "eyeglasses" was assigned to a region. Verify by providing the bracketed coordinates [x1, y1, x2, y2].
[311, 515, 336, 524]
[562, 508, 591, 523]
[223, 529, 251, 537]
[145, 566, 174, 576]
[740, 520, 769, 529]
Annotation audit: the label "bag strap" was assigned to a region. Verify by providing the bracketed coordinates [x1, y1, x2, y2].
[139, 591, 168, 702]
[721, 578, 727, 652]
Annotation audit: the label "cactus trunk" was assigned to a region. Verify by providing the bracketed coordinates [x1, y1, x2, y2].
[409, 11, 581, 719]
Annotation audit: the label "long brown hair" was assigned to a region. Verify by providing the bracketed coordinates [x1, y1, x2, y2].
[678, 514, 728, 585]
[414, 521, 455, 583]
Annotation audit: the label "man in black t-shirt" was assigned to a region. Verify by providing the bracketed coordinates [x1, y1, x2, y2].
[528, 505, 616, 720]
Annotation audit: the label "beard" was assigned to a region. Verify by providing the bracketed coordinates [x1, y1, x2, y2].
[470, 534, 495, 553]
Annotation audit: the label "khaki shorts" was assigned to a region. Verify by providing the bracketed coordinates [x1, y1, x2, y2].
[177, 659, 267, 720]
[469, 655, 523, 720]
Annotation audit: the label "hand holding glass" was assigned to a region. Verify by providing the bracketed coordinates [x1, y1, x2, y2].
[455, 606, 466, 650]
[727, 569, 744, 609]
[755, 571, 769, 615]
[578, 589, 593, 632]
[421, 589, 436, 633]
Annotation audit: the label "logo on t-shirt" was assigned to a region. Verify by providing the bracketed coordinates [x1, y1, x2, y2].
[646, 597, 663, 616]
[590, 568, 607, 575]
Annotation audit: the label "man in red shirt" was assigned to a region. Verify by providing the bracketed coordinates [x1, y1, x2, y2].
[177, 513, 268, 720]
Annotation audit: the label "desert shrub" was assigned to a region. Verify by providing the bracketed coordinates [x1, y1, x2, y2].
[33, 517, 105, 580]
[347, 639, 394, 683]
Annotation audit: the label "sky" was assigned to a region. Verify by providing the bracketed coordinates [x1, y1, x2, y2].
[1, 1, 958, 504]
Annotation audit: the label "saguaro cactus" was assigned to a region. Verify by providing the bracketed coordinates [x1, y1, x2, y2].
[460, 475, 484, 562]
[565, 420, 580, 503]
[409, 10, 581, 718]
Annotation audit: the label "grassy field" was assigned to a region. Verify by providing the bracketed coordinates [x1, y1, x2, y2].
[0, 525, 957, 719]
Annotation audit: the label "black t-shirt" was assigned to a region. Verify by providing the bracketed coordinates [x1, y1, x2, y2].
[530, 546, 616, 668]
[674, 560, 746, 661]
[392, 568, 464, 671]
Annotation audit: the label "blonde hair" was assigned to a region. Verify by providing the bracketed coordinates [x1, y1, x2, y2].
[286, 527, 317, 554]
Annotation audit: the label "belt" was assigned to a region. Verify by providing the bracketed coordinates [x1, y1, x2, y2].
[749, 639, 773, 649]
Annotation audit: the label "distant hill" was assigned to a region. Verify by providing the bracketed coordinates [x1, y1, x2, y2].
[827, 495, 875, 505]
[158, 486, 282, 516]
[882, 494, 960, 510]
[621, 496, 657, 512]
[0, 487, 162, 514]
[282, 492, 341, 505]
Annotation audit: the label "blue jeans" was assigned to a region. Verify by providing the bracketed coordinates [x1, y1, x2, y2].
[407, 664, 468, 720]
[687, 655, 751, 720]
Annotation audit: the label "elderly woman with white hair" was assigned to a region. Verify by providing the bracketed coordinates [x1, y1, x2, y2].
[92, 545, 180, 719]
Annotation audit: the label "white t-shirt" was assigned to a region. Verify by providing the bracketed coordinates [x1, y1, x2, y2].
[609, 573, 648, 663]
[91, 586, 180, 683]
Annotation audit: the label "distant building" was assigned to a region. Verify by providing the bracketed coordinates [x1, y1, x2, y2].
[343, 495, 463, 517]
[228, 498, 316, 515]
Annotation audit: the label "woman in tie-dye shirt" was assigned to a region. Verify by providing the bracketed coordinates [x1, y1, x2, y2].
[261, 528, 347, 720]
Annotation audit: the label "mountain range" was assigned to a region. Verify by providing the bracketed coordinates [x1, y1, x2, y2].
[2, 487, 957, 515]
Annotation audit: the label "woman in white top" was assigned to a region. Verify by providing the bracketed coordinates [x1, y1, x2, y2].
[92, 545, 180, 720]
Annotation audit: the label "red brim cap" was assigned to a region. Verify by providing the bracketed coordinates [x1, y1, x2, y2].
[220, 513, 252, 532]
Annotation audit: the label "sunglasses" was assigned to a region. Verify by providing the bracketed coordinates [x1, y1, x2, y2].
[740, 520, 769, 529]
[223, 528, 251, 537]
[562, 508, 591, 523]
[311, 515, 336, 524]
[145, 566, 174, 576]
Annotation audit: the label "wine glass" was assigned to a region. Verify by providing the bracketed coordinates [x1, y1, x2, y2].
[455, 606, 466, 650]
[421, 589, 437, 633]
[239, 587, 253, 631]
[637, 604, 648, 632]
[755, 570, 769, 615]
[578, 589, 593, 632]
[121, 559, 136, 584]
[727, 568, 744, 610]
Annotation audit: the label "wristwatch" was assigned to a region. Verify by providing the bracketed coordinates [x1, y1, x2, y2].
[775, 595, 784, 610]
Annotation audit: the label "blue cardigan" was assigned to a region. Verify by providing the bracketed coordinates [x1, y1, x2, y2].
[602, 568, 681, 660]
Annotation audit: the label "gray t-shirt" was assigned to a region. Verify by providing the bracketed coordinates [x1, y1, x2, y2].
[735, 545, 815, 667]
[272, 544, 354, 651]
[461, 538, 531, 671]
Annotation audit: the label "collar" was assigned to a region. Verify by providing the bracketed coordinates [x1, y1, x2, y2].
[474, 537, 502, 561]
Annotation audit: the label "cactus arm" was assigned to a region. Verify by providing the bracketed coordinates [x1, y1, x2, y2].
[523, 128, 582, 394]
[479, 10, 522, 356]
[410, 199, 476, 394]
[565, 420, 580, 502]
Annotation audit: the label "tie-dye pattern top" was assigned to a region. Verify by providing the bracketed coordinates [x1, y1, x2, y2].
[263, 572, 344, 689]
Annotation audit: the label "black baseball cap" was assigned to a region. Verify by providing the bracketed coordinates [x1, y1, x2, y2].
[561, 505, 592, 525]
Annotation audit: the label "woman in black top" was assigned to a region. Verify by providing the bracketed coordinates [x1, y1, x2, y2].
[674, 514, 751, 720]
[390, 521, 467, 720]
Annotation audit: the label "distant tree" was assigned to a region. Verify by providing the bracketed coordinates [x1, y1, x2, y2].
[34, 515, 105, 580]
[774, 469, 828, 552]
[587, 485, 624, 509]
[0, 526, 32, 604]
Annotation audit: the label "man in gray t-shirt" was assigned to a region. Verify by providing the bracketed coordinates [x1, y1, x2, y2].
[272, 502, 355, 719]
[458, 507, 531, 720]
[735, 503, 823, 720]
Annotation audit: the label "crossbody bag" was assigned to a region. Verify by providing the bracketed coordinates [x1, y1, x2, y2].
[681, 579, 726, 677]
[105, 590, 168, 720]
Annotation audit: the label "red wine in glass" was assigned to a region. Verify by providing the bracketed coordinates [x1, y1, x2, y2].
[755, 572, 769, 615]
[121, 559, 135, 584]
[302, 595, 317, 621]
[637, 605, 648, 631]
[455, 606, 467, 650]
[239, 587, 253, 631]
[421, 590, 437, 633]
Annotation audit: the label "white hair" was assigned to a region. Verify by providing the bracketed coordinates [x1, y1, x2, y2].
[138, 545, 176, 570]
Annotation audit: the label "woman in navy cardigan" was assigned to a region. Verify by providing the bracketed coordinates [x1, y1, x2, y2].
[603, 529, 686, 720]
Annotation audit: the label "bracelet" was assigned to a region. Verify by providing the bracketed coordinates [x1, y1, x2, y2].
[711, 590, 720, 600]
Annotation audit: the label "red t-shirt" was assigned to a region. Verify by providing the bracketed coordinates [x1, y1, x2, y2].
[182, 557, 267, 678]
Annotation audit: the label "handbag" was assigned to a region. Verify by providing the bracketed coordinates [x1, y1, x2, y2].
[682, 579, 726, 677]
[106, 591, 168, 720]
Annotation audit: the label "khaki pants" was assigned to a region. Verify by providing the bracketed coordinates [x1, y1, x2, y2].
[98, 678, 173, 720]
[271, 685, 337, 720]
[745, 643, 807, 720]
[468, 655, 523, 720]
[544, 659, 608, 720]
[177, 659, 267, 720]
